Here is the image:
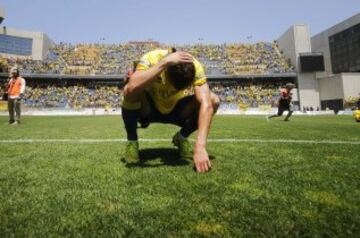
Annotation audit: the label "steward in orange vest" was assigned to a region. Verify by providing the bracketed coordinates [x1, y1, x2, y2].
[7, 67, 26, 125]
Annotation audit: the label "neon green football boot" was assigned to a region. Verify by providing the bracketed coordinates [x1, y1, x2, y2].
[124, 141, 140, 163]
[172, 132, 192, 160]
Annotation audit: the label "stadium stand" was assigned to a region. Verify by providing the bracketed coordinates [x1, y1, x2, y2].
[22, 85, 122, 109]
[0, 41, 299, 110]
[210, 81, 282, 108]
[0, 42, 295, 76]
[0, 80, 290, 110]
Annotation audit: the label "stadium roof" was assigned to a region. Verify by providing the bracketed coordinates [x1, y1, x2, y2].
[0, 6, 5, 25]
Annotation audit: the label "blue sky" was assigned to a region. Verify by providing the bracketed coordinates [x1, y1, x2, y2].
[1, 0, 359, 44]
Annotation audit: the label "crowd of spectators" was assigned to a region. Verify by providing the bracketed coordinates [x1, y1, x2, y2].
[0, 81, 289, 109]
[3, 82, 357, 110]
[0, 84, 122, 109]
[210, 81, 283, 108]
[0, 41, 297, 109]
[0, 41, 294, 76]
[224, 42, 293, 75]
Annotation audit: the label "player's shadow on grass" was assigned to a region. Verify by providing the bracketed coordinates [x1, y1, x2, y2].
[123, 148, 190, 168]
[122, 148, 216, 169]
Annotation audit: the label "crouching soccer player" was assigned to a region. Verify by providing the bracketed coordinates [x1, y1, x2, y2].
[354, 95, 360, 122]
[121, 49, 219, 173]
[354, 110, 360, 122]
[267, 83, 295, 121]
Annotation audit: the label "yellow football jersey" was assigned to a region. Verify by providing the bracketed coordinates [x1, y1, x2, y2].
[136, 49, 207, 114]
[354, 110, 360, 122]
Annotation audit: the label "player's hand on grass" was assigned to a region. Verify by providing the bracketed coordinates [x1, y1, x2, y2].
[193, 146, 211, 173]
[163, 52, 193, 66]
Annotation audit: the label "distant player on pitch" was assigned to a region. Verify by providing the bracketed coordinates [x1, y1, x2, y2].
[354, 93, 360, 122]
[121, 49, 219, 173]
[267, 83, 295, 121]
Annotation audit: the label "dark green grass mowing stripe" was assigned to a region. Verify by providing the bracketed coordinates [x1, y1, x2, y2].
[1, 115, 359, 141]
[1, 141, 359, 237]
[0, 115, 359, 237]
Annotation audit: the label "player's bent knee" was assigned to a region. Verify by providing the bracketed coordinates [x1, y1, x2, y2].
[211, 93, 220, 113]
[122, 94, 143, 110]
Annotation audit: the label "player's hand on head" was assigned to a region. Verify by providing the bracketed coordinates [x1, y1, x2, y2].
[164, 52, 193, 66]
[193, 147, 211, 173]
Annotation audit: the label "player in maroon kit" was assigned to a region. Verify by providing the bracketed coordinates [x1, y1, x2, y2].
[267, 83, 295, 121]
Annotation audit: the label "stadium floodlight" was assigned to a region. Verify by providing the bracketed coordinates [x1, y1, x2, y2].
[0, 6, 5, 25]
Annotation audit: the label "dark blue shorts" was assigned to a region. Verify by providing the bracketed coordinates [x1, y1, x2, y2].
[278, 100, 291, 116]
[143, 93, 197, 127]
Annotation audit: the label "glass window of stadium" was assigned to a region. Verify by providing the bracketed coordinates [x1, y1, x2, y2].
[0, 34, 33, 56]
[329, 23, 360, 73]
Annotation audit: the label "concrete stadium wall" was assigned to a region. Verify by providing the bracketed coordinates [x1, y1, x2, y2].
[278, 24, 320, 109]
[276, 15, 360, 109]
[318, 74, 344, 101]
[311, 32, 332, 78]
[277, 27, 297, 68]
[311, 14, 360, 111]
[278, 24, 311, 71]
[318, 73, 360, 101]
[297, 73, 320, 109]
[311, 13, 360, 77]
[0, 27, 53, 60]
[342, 73, 360, 99]
[41, 33, 54, 59]
[0, 6, 5, 24]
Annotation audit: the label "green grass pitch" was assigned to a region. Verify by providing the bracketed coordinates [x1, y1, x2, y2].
[0, 115, 359, 237]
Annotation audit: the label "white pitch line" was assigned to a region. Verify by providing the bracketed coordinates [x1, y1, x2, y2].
[0, 138, 359, 145]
